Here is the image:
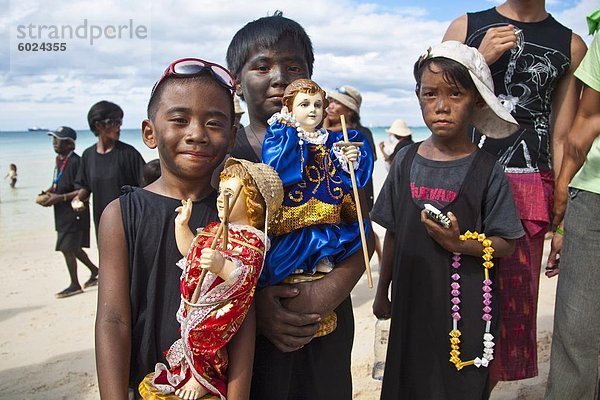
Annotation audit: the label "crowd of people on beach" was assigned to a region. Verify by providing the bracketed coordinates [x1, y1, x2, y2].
[25, 0, 600, 399]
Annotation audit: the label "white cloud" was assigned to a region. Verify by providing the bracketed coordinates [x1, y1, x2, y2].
[0, 0, 593, 131]
[552, 0, 597, 45]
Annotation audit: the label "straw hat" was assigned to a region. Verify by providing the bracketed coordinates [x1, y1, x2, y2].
[233, 94, 245, 115]
[418, 41, 519, 139]
[224, 158, 284, 224]
[386, 119, 412, 138]
[327, 85, 362, 114]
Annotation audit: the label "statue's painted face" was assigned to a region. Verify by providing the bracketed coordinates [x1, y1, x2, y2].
[217, 177, 247, 223]
[291, 92, 324, 132]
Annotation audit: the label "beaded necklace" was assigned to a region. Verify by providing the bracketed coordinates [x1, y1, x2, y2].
[448, 230, 495, 370]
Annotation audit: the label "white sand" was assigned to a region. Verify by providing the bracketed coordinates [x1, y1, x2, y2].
[0, 155, 557, 399]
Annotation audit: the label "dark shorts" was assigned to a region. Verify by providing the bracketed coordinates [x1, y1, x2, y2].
[55, 230, 90, 252]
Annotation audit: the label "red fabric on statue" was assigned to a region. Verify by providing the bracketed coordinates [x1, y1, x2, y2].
[152, 222, 265, 398]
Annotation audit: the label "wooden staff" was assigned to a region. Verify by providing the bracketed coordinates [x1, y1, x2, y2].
[191, 184, 243, 304]
[340, 115, 373, 288]
[222, 192, 230, 248]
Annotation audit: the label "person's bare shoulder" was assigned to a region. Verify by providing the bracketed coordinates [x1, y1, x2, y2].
[569, 32, 588, 72]
[98, 198, 126, 257]
[443, 14, 468, 43]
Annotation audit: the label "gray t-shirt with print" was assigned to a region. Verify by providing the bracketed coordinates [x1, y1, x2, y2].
[372, 146, 524, 239]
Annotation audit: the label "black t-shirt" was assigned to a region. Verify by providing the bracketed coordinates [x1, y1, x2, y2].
[119, 187, 218, 388]
[76, 141, 145, 230]
[53, 153, 91, 233]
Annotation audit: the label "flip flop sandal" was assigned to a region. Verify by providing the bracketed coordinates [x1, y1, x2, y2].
[55, 287, 83, 299]
[84, 276, 98, 288]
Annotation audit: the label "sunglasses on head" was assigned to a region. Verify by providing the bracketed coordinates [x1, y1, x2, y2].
[151, 57, 236, 97]
[99, 118, 123, 127]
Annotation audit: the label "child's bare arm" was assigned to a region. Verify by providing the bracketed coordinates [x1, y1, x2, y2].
[373, 231, 395, 319]
[226, 304, 256, 400]
[175, 198, 195, 256]
[421, 210, 515, 258]
[95, 199, 131, 399]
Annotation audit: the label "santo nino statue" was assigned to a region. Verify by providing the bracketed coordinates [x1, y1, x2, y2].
[261, 79, 374, 333]
[142, 158, 283, 400]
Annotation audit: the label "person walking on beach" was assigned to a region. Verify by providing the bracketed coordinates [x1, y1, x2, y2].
[227, 12, 373, 399]
[95, 58, 241, 398]
[443, 0, 587, 387]
[5, 163, 17, 188]
[545, 24, 600, 400]
[372, 41, 524, 400]
[379, 119, 414, 167]
[73, 101, 145, 237]
[37, 127, 98, 298]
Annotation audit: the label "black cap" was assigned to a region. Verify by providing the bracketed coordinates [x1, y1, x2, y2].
[48, 126, 77, 141]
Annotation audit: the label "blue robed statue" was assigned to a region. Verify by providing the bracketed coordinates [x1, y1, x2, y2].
[261, 79, 374, 287]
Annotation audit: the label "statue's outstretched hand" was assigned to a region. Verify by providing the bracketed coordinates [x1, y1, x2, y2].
[175, 198, 193, 226]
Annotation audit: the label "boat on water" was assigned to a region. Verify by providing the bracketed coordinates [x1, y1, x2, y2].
[28, 126, 48, 132]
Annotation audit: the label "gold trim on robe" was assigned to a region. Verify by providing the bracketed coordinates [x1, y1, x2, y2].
[270, 194, 358, 236]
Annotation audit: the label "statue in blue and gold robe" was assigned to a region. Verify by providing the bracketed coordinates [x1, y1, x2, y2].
[260, 79, 374, 287]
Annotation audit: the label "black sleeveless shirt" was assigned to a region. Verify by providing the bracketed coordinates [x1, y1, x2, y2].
[466, 8, 571, 173]
[119, 186, 218, 388]
[381, 144, 499, 399]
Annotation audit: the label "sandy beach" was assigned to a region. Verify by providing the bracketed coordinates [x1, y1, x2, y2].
[0, 147, 557, 399]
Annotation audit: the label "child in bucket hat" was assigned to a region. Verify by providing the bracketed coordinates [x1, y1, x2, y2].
[415, 40, 519, 138]
[371, 40, 524, 399]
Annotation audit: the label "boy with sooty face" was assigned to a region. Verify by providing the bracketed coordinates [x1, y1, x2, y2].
[372, 41, 524, 399]
[227, 12, 374, 400]
[95, 59, 255, 399]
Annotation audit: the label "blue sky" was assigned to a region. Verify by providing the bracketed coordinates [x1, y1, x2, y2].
[0, 0, 596, 131]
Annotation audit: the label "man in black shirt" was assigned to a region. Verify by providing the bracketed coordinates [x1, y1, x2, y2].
[73, 101, 145, 236]
[37, 126, 98, 298]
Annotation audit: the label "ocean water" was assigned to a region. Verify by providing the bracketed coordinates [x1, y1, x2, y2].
[0, 129, 158, 245]
[0, 126, 430, 244]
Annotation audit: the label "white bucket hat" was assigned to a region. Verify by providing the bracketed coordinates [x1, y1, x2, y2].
[386, 119, 412, 137]
[223, 158, 284, 225]
[327, 85, 362, 114]
[418, 41, 519, 139]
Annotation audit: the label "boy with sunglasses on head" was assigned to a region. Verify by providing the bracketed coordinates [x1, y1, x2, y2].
[226, 12, 373, 400]
[73, 100, 145, 237]
[95, 58, 244, 399]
